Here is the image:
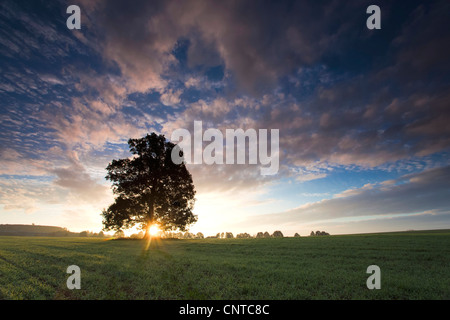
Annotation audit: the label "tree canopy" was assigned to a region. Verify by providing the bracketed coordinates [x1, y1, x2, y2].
[102, 133, 197, 236]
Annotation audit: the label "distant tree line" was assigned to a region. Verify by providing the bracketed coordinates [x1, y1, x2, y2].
[255, 231, 284, 238]
[79, 230, 107, 238]
[177, 230, 296, 239]
[114, 229, 331, 239]
[310, 230, 330, 236]
[0, 224, 329, 239]
[119, 230, 292, 239]
[161, 231, 205, 239]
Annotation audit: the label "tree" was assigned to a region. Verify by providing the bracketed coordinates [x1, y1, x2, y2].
[79, 231, 88, 237]
[225, 232, 234, 239]
[183, 232, 194, 239]
[310, 230, 330, 236]
[236, 233, 251, 238]
[294, 233, 300, 237]
[196, 232, 204, 239]
[114, 230, 125, 238]
[102, 133, 197, 238]
[263, 231, 271, 238]
[256, 232, 264, 238]
[272, 230, 284, 238]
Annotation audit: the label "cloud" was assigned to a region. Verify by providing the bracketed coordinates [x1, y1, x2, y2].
[0, 176, 60, 215]
[295, 172, 328, 183]
[52, 166, 108, 203]
[38, 74, 65, 86]
[245, 165, 450, 227]
[390, 1, 450, 80]
[6, 0, 448, 180]
[0, 146, 54, 176]
[160, 88, 183, 106]
[77, 0, 358, 95]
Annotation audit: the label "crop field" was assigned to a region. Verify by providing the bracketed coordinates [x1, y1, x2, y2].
[0, 230, 449, 300]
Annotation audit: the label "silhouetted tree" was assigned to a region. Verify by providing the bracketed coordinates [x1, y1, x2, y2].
[294, 233, 300, 237]
[236, 233, 252, 238]
[310, 230, 330, 236]
[272, 230, 284, 238]
[263, 231, 271, 238]
[114, 230, 125, 238]
[102, 133, 197, 238]
[172, 232, 183, 239]
[79, 231, 88, 237]
[183, 232, 194, 239]
[196, 232, 204, 239]
[256, 232, 264, 238]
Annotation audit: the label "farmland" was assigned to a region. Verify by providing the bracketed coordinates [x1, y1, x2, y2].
[0, 230, 449, 300]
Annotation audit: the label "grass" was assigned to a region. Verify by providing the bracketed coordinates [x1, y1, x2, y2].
[0, 230, 449, 300]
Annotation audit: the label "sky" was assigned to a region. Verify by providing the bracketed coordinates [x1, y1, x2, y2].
[1, 0, 450, 236]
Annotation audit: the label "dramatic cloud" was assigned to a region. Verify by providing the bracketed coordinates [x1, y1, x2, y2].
[0, 176, 61, 215]
[77, 0, 369, 94]
[245, 165, 450, 227]
[51, 164, 109, 203]
[0, 0, 449, 233]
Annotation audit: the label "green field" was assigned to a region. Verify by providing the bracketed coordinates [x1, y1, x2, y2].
[0, 230, 449, 300]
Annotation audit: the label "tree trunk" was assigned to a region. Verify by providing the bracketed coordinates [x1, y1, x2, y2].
[143, 198, 154, 239]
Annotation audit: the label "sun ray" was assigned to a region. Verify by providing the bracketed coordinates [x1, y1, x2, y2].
[143, 223, 161, 252]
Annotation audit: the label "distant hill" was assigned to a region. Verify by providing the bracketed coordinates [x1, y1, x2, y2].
[0, 224, 79, 237]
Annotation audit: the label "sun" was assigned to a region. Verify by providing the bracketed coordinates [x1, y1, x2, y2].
[148, 224, 161, 237]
